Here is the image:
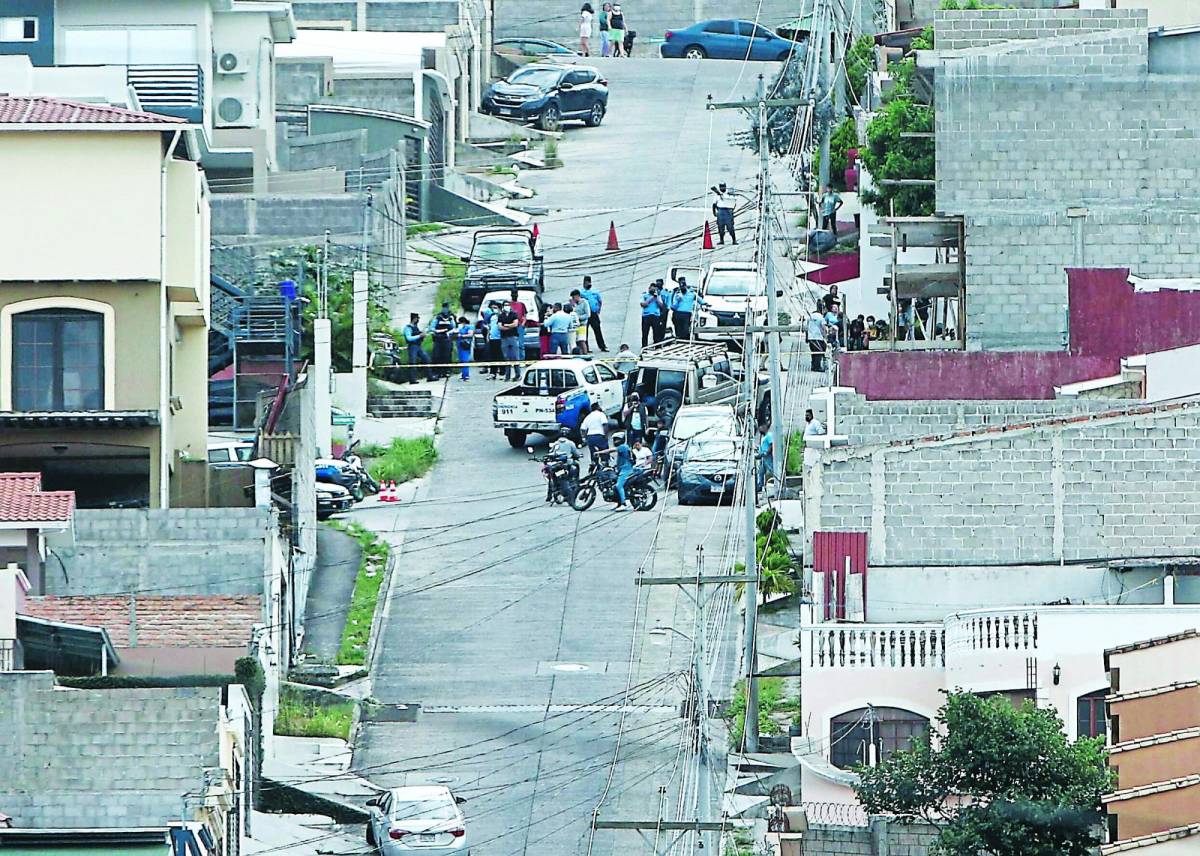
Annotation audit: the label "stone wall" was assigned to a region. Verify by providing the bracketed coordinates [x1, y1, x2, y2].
[935, 7, 1146, 51]
[804, 403, 1200, 566]
[803, 818, 940, 855]
[47, 508, 274, 597]
[211, 194, 369, 241]
[0, 671, 220, 828]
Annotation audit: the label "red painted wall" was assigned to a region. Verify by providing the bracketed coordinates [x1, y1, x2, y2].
[838, 351, 1120, 400]
[1067, 267, 1200, 358]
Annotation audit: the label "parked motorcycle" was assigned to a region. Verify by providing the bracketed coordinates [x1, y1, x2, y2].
[339, 440, 379, 495]
[316, 458, 366, 502]
[570, 461, 658, 511]
[533, 451, 581, 505]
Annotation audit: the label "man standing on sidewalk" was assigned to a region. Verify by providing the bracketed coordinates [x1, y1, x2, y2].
[670, 277, 696, 339]
[431, 302, 456, 379]
[403, 313, 432, 384]
[711, 182, 738, 245]
[640, 283, 665, 347]
[580, 276, 607, 351]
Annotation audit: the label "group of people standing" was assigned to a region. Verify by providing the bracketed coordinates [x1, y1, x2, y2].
[639, 277, 700, 346]
[579, 3, 629, 57]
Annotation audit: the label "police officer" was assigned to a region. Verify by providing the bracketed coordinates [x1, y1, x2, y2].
[670, 277, 697, 340]
[431, 302, 456, 379]
[639, 283, 666, 347]
[711, 182, 738, 245]
[403, 313, 432, 384]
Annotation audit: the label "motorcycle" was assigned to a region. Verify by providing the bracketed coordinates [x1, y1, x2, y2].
[570, 461, 658, 511]
[530, 447, 581, 505]
[339, 439, 379, 495]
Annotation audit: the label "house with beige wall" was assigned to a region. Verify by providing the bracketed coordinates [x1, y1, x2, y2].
[0, 95, 209, 508]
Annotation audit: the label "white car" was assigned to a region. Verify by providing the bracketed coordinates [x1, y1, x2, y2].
[662, 404, 739, 487]
[207, 437, 254, 465]
[693, 262, 766, 346]
[367, 785, 469, 856]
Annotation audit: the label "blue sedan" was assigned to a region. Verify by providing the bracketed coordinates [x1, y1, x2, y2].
[660, 19, 802, 61]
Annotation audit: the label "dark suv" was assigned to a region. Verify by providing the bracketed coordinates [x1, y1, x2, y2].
[482, 64, 608, 131]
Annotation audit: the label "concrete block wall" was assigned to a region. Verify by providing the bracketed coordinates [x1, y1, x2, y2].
[805, 825, 874, 855]
[291, 0, 460, 32]
[211, 194, 369, 240]
[935, 7, 1147, 51]
[47, 508, 273, 597]
[806, 404, 1200, 566]
[803, 819, 940, 855]
[834, 393, 1115, 447]
[0, 672, 220, 828]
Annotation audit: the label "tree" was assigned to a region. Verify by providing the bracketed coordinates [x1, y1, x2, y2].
[854, 692, 1114, 856]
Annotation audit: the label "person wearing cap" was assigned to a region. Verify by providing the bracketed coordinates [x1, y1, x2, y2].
[402, 312, 432, 384]
[431, 301, 456, 379]
[711, 182, 738, 245]
[670, 277, 697, 340]
[640, 283, 666, 347]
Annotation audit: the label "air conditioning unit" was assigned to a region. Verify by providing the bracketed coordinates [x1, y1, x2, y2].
[216, 52, 248, 75]
[216, 96, 249, 127]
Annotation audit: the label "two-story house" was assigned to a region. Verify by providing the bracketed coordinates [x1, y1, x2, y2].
[0, 95, 209, 508]
[0, 0, 295, 188]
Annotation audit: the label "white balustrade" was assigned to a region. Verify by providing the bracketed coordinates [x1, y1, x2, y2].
[802, 624, 945, 669]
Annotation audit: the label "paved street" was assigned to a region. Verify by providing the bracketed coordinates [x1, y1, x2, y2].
[353, 58, 778, 855]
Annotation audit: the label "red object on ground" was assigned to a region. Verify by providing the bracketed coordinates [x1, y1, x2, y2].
[702, 220, 714, 250]
[531, 222, 539, 240]
[606, 220, 619, 251]
[813, 531, 868, 621]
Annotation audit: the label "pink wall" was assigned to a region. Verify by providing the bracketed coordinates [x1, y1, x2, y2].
[838, 351, 1120, 400]
[1067, 267, 1200, 358]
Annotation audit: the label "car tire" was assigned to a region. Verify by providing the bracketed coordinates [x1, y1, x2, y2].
[538, 104, 561, 132]
[506, 429, 527, 449]
[366, 823, 376, 846]
[585, 101, 605, 127]
[684, 45, 707, 59]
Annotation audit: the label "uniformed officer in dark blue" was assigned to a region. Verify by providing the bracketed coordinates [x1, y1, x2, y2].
[670, 277, 698, 340]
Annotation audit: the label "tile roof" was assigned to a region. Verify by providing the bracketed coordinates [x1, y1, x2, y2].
[1102, 774, 1200, 804]
[1108, 680, 1200, 704]
[1109, 726, 1200, 755]
[0, 472, 74, 523]
[20, 595, 261, 648]
[0, 96, 186, 126]
[1101, 823, 1200, 854]
[1106, 629, 1200, 658]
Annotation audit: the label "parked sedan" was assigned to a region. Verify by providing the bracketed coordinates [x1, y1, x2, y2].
[662, 404, 738, 488]
[660, 20, 801, 61]
[366, 785, 468, 855]
[481, 63, 608, 131]
[316, 482, 353, 520]
[495, 37, 579, 58]
[676, 438, 744, 505]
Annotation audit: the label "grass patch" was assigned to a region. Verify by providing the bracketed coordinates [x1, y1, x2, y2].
[407, 222, 449, 238]
[487, 165, 517, 177]
[786, 431, 804, 476]
[330, 521, 392, 666]
[355, 442, 389, 459]
[367, 436, 437, 485]
[414, 248, 466, 314]
[726, 677, 785, 748]
[274, 685, 354, 739]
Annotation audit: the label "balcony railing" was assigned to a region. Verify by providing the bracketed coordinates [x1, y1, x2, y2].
[802, 624, 945, 669]
[127, 64, 204, 124]
[947, 610, 1039, 653]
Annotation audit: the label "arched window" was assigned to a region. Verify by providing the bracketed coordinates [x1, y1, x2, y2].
[12, 308, 104, 411]
[830, 707, 930, 770]
[1077, 689, 1109, 740]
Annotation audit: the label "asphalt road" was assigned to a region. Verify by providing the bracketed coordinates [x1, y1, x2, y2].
[353, 57, 778, 856]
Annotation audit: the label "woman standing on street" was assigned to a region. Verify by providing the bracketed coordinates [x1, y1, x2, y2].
[579, 3, 594, 56]
[609, 4, 626, 57]
[598, 3, 611, 57]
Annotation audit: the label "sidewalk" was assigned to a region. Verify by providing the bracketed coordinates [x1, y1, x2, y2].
[244, 810, 364, 856]
[301, 526, 362, 662]
[264, 735, 381, 813]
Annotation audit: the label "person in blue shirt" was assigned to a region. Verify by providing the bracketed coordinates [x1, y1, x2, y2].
[402, 312, 432, 384]
[756, 421, 774, 494]
[580, 275, 607, 351]
[545, 303, 574, 354]
[486, 302, 503, 378]
[670, 278, 698, 340]
[601, 432, 635, 509]
[640, 283, 666, 347]
[454, 316, 474, 381]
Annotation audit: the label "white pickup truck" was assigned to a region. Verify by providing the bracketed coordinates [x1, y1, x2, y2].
[492, 358, 626, 448]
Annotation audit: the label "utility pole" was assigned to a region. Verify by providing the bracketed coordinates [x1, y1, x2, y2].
[756, 74, 786, 490]
[741, 327, 760, 753]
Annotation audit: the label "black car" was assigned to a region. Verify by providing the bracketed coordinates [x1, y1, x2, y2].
[481, 63, 608, 131]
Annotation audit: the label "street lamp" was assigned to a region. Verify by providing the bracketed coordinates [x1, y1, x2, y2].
[649, 624, 693, 642]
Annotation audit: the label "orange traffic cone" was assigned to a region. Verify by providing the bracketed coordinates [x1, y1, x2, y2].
[606, 220, 620, 251]
[702, 220, 715, 250]
[380, 481, 396, 503]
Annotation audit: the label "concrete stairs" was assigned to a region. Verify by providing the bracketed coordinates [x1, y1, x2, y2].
[367, 389, 436, 418]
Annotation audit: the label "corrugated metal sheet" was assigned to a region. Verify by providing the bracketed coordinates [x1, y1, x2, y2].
[814, 531, 867, 621]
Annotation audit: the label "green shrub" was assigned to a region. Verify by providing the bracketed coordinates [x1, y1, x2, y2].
[329, 521, 392, 666]
[274, 685, 354, 739]
[406, 222, 448, 237]
[367, 436, 437, 484]
[727, 677, 785, 747]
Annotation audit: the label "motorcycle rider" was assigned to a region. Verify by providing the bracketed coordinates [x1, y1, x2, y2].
[546, 427, 581, 501]
[599, 431, 635, 510]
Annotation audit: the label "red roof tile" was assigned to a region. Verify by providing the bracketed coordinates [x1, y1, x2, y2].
[20, 595, 262, 648]
[0, 472, 74, 523]
[0, 96, 186, 126]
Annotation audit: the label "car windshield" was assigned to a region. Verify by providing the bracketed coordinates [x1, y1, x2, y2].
[687, 440, 741, 462]
[673, 414, 733, 441]
[508, 67, 563, 87]
[391, 799, 457, 821]
[474, 239, 531, 262]
[704, 270, 760, 297]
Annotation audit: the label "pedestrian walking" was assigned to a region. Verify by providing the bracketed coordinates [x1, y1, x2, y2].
[819, 185, 843, 236]
[403, 312, 432, 384]
[580, 275, 607, 351]
[547, 303, 573, 354]
[579, 3, 594, 56]
[670, 277, 696, 339]
[622, 392, 649, 444]
[711, 182, 738, 245]
[498, 300, 522, 381]
[431, 302, 455, 379]
[599, 3, 612, 56]
[455, 316, 474, 380]
[640, 283, 666, 347]
[609, 4, 626, 57]
[580, 401, 609, 468]
[486, 302, 503, 377]
[570, 289, 591, 355]
[510, 288, 528, 353]
[806, 303, 827, 372]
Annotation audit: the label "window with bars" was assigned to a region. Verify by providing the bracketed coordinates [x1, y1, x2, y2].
[12, 309, 104, 411]
[1077, 689, 1109, 740]
[829, 707, 929, 770]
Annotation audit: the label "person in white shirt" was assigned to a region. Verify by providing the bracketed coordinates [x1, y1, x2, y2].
[807, 305, 828, 372]
[710, 182, 739, 244]
[632, 439, 653, 471]
[579, 3, 594, 56]
[580, 402, 609, 468]
[802, 408, 825, 469]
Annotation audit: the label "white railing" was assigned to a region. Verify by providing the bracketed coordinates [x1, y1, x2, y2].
[803, 624, 945, 669]
[947, 610, 1039, 653]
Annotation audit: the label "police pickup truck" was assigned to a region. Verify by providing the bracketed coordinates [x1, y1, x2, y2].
[492, 357, 625, 448]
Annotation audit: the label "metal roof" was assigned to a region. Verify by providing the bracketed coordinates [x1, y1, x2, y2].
[16, 614, 120, 674]
[0, 411, 160, 428]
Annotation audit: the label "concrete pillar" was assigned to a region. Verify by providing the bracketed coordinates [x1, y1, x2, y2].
[254, 468, 273, 510]
[25, 530, 41, 596]
[350, 270, 369, 418]
[313, 318, 333, 458]
[0, 562, 29, 641]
